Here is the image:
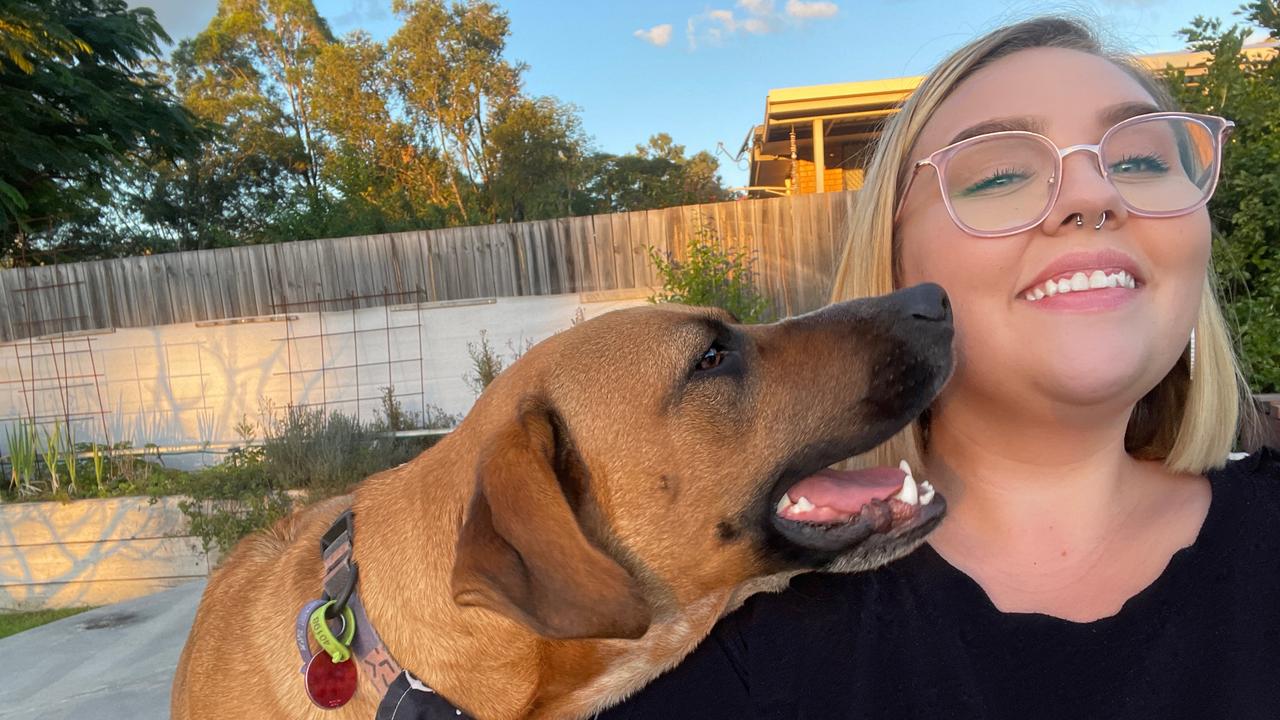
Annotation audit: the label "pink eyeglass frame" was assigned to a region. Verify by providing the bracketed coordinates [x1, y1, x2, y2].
[892, 111, 1235, 238]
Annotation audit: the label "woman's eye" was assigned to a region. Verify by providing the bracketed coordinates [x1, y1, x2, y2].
[697, 346, 727, 371]
[958, 168, 1032, 197]
[1110, 153, 1170, 175]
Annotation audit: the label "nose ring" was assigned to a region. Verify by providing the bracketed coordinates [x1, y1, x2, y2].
[1094, 211, 1109, 230]
[1074, 214, 1084, 227]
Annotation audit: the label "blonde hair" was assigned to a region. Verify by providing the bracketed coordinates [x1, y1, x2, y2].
[830, 16, 1260, 474]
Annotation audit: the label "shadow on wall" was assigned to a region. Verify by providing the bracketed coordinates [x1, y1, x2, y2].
[0, 292, 650, 468]
[0, 496, 213, 611]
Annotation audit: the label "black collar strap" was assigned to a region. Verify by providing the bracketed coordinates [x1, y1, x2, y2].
[320, 510, 473, 719]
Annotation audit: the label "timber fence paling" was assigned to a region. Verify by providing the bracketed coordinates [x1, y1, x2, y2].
[0, 192, 860, 343]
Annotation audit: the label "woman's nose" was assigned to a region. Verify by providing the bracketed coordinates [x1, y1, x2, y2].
[1040, 150, 1128, 235]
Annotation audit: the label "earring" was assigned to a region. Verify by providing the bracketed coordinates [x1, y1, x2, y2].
[1094, 211, 1109, 230]
[1188, 328, 1197, 377]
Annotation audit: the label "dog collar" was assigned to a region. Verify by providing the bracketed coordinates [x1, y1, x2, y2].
[318, 510, 473, 719]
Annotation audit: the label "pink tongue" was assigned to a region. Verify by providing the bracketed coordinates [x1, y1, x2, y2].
[785, 466, 906, 513]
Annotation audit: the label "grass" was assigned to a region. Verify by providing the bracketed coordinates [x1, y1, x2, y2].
[0, 606, 94, 640]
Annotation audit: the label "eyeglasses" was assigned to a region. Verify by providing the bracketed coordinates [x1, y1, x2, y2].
[893, 112, 1235, 238]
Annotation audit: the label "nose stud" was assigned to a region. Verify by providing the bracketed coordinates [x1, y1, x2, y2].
[1074, 214, 1084, 227]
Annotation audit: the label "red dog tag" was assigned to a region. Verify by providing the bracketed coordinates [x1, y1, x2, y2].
[305, 652, 357, 708]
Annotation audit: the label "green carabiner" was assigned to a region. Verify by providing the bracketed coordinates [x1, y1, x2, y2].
[308, 601, 356, 663]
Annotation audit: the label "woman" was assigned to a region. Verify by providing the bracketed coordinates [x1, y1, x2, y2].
[600, 16, 1278, 719]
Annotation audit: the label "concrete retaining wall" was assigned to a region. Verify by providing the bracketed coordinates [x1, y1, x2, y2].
[0, 495, 212, 611]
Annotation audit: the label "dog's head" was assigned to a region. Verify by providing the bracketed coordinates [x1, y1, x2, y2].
[451, 284, 954, 641]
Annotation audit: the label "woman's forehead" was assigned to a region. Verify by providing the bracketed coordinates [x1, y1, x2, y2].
[915, 47, 1158, 153]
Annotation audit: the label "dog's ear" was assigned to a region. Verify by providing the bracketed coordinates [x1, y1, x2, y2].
[451, 404, 652, 640]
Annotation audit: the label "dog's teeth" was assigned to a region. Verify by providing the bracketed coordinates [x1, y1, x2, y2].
[792, 496, 815, 514]
[919, 480, 935, 506]
[893, 475, 919, 506]
[776, 494, 794, 515]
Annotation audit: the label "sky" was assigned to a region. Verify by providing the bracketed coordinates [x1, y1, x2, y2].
[132, 0, 1260, 189]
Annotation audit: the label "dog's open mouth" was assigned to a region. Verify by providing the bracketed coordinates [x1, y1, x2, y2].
[769, 460, 945, 554]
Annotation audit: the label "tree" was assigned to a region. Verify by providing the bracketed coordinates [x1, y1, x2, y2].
[0, 0, 203, 264]
[1165, 2, 1280, 391]
[311, 32, 451, 233]
[583, 133, 731, 213]
[196, 0, 335, 193]
[136, 36, 309, 250]
[388, 0, 524, 222]
[486, 95, 591, 221]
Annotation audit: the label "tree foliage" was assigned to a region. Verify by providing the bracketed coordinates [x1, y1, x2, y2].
[1165, 2, 1280, 391]
[1, 0, 729, 264]
[0, 0, 204, 264]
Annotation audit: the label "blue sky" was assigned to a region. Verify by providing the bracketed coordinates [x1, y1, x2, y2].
[135, 0, 1257, 189]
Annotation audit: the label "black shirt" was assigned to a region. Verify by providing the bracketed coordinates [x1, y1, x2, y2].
[600, 448, 1280, 719]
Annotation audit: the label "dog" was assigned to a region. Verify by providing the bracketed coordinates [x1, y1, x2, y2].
[172, 283, 954, 720]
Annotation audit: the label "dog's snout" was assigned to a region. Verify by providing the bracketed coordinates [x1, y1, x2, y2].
[896, 283, 951, 324]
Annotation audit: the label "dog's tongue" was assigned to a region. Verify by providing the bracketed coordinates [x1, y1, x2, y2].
[779, 467, 906, 523]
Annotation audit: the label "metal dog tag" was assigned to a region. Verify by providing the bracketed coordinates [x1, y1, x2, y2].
[305, 651, 358, 708]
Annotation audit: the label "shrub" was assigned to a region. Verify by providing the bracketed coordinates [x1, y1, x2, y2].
[647, 219, 772, 323]
[1167, 4, 1280, 391]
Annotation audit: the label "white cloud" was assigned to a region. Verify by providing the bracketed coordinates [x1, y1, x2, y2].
[785, 0, 838, 18]
[651, 0, 833, 50]
[634, 23, 674, 47]
[710, 9, 736, 27]
[737, 0, 775, 15]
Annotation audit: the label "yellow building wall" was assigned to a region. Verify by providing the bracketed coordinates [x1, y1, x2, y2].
[795, 159, 852, 193]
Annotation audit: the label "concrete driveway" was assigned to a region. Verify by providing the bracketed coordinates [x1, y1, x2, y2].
[0, 580, 205, 720]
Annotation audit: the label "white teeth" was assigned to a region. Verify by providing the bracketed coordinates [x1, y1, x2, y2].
[792, 496, 815, 514]
[776, 494, 793, 515]
[919, 480, 935, 506]
[1027, 269, 1139, 301]
[893, 474, 919, 506]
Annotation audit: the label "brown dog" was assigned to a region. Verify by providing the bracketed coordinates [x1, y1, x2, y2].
[172, 283, 953, 720]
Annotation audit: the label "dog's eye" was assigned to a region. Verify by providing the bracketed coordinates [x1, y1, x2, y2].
[697, 345, 727, 372]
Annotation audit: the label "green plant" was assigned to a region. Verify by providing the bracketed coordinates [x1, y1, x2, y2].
[647, 219, 772, 323]
[91, 443, 106, 496]
[463, 330, 506, 395]
[62, 424, 78, 495]
[1166, 3, 1280, 392]
[5, 421, 38, 494]
[462, 333, 536, 396]
[177, 460, 293, 554]
[40, 423, 61, 496]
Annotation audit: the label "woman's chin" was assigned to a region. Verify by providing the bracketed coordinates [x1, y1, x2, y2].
[1037, 354, 1160, 409]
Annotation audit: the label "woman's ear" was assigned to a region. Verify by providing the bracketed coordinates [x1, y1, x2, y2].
[451, 403, 652, 640]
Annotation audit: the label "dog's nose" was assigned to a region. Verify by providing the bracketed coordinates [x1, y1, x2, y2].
[895, 283, 951, 323]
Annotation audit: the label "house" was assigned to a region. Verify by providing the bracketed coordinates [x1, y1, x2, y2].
[741, 41, 1279, 197]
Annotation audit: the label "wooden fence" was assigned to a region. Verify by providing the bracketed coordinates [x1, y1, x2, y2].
[0, 192, 858, 343]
